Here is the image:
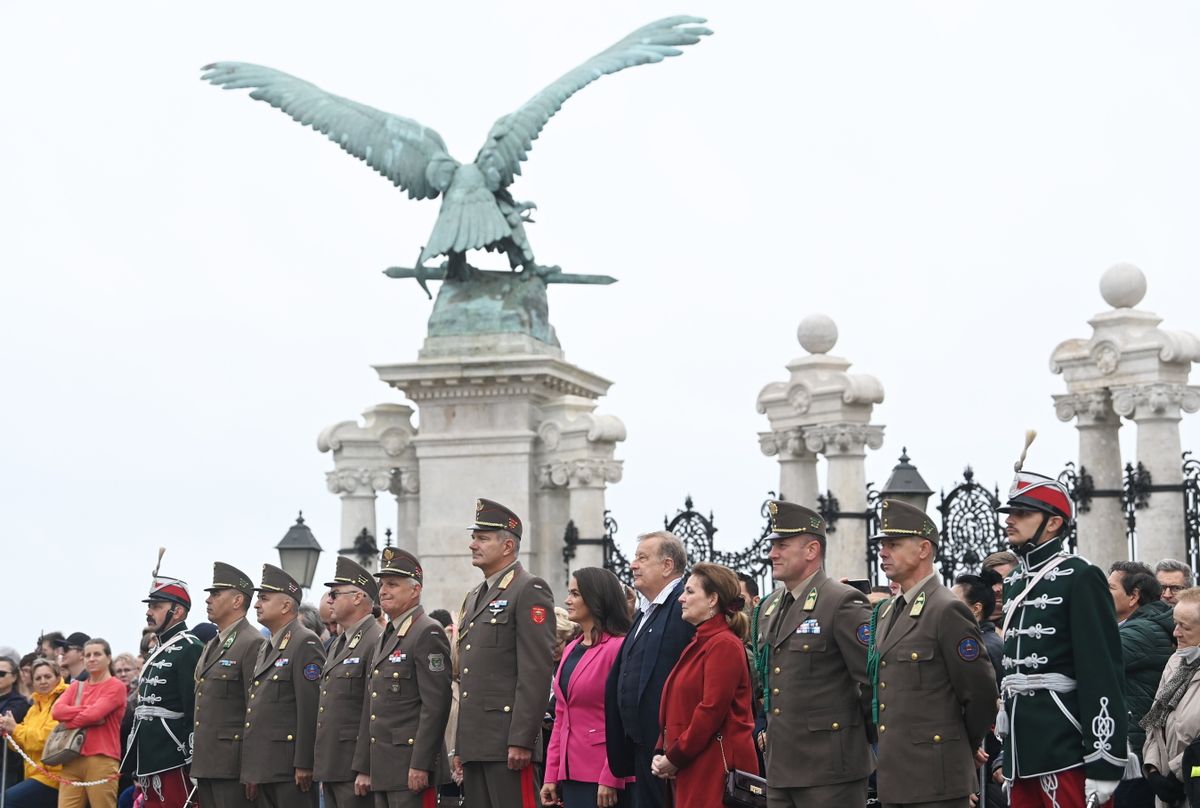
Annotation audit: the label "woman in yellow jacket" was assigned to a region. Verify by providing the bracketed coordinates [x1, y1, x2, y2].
[1, 658, 67, 808]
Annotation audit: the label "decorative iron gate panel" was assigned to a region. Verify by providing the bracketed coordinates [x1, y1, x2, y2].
[935, 467, 1005, 585]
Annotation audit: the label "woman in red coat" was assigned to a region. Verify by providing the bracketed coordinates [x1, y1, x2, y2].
[651, 562, 758, 807]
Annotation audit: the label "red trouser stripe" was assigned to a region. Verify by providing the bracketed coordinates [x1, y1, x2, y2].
[520, 765, 537, 808]
[421, 786, 436, 808]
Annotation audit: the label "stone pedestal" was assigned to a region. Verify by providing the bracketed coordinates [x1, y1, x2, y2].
[1051, 263, 1200, 564]
[1054, 391, 1125, 569]
[757, 315, 885, 579]
[372, 334, 624, 612]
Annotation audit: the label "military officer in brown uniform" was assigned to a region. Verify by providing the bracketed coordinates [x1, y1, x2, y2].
[242, 564, 326, 808]
[760, 500, 874, 808]
[193, 562, 267, 808]
[315, 557, 383, 808]
[451, 499, 555, 808]
[351, 547, 452, 808]
[868, 500, 999, 808]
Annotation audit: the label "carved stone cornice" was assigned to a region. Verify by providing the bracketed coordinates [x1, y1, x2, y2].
[802, 423, 885, 457]
[537, 413, 626, 452]
[1053, 390, 1118, 426]
[538, 459, 623, 489]
[1111, 383, 1200, 420]
[758, 429, 816, 460]
[325, 467, 395, 495]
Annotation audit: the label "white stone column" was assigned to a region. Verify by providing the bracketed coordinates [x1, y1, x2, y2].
[1113, 383, 1200, 562]
[758, 429, 819, 505]
[805, 423, 885, 578]
[389, 467, 421, 560]
[1054, 390, 1125, 569]
[325, 468, 390, 558]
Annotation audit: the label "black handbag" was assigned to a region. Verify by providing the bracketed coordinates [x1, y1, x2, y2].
[717, 733, 767, 808]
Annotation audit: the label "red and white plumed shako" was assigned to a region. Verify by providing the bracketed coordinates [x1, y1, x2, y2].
[997, 471, 1074, 522]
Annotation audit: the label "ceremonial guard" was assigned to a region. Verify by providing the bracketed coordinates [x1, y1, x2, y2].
[996, 437, 1129, 808]
[193, 562, 267, 808]
[352, 547, 452, 808]
[132, 562, 205, 808]
[759, 501, 874, 808]
[242, 564, 326, 808]
[315, 557, 383, 808]
[868, 499, 998, 808]
[453, 499, 555, 808]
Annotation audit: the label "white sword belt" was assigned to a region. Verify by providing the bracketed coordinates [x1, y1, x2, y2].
[133, 705, 186, 720]
[1001, 672, 1076, 698]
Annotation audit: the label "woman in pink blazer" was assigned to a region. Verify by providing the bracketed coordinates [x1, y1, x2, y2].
[541, 567, 633, 808]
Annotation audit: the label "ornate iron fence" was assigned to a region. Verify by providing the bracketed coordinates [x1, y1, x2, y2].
[934, 467, 1006, 585]
[1186, 452, 1200, 579]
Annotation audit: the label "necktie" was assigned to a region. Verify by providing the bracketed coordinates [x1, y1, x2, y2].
[331, 634, 346, 659]
[886, 595, 906, 637]
[380, 621, 395, 650]
[773, 592, 796, 642]
[203, 637, 220, 666]
[474, 584, 491, 615]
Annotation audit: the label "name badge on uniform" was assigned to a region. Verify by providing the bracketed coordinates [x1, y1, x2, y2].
[274, 658, 289, 667]
[796, 618, 821, 634]
[342, 657, 360, 665]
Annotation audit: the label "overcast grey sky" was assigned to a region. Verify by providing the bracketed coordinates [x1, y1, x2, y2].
[3, 2, 1199, 649]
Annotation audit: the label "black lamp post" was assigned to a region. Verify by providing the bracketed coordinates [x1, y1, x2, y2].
[880, 448, 934, 512]
[276, 511, 323, 590]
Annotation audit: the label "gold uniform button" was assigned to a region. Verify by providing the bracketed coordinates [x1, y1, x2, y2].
[199, 677, 205, 683]
[195, 721, 200, 727]
[254, 680, 260, 686]
[490, 618, 497, 624]
[245, 722, 251, 728]
[933, 735, 942, 743]
[317, 722, 322, 729]
[287, 735, 294, 741]
[372, 670, 379, 677]
[879, 725, 886, 732]
[371, 738, 376, 744]
[802, 644, 810, 651]
[503, 706, 511, 713]
[246, 707, 252, 713]
[771, 688, 779, 696]
[881, 661, 887, 668]
[272, 674, 279, 680]
[370, 714, 376, 721]
[911, 652, 919, 660]
[831, 722, 840, 730]
[772, 708, 780, 715]
[322, 690, 328, 696]
[465, 644, 471, 651]
[462, 692, 469, 698]
[773, 667, 781, 675]
[463, 668, 469, 674]
[393, 673, 399, 679]
[250, 694, 255, 700]
[234, 735, 239, 741]
[880, 704, 886, 711]
[880, 682, 887, 689]
[319, 707, 324, 713]
[372, 692, 378, 698]
[408, 738, 415, 745]
[469, 622, 475, 628]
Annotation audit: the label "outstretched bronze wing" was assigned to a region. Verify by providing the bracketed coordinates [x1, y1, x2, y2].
[473, 16, 711, 191]
[202, 62, 455, 200]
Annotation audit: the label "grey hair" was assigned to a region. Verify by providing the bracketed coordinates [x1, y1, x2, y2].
[1156, 558, 1194, 579]
[297, 602, 324, 637]
[636, 531, 688, 575]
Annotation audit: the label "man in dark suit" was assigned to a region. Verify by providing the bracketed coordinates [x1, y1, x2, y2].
[605, 530, 695, 808]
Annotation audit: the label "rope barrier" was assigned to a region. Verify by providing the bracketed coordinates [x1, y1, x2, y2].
[1, 732, 119, 788]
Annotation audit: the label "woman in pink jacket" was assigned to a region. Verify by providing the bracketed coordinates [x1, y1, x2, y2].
[541, 567, 633, 808]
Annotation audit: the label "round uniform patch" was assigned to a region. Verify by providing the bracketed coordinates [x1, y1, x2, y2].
[856, 623, 871, 646]
[957, 637, 981, 662]
[303, 662, 321, 681]
[531, 606, 547, 624]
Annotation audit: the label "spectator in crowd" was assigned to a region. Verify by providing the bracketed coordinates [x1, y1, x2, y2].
[982, 550, 1019, 623]
[317, 596, 338, 649]
[0, 658, 67, 808]
[736, 572, 761, 611]
[51, 638, 127, 808]
[36, 634, 65, 665]
[1142, 587, 1200, 806]
[428, 608, 453, 628]
[554, 607, 582, 664]
[0, 655, 31, 788]
[1155, 559, 1193, 606]
[112, 653, 139, 694]
[651, 562, 758, 807]
[542, 567, 633, 808]
[623, 585, 638, 618]
[60, 633, 90, 683]
[297, 600, 326, 641]
[18, 653, 36, 696]
[606, 531, 695, 808]
[953, 573, 1004, 687]
[1108, 561, 1175, 808]
[137, 629, 156, 663]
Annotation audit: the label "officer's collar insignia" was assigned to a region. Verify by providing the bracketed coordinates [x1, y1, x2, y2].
[279, 630, 291, 650]
[222, 632, 236, 650]
[910, 591, 926, 617]
[764, 598, 779, 617]
[803, 587, 819, 611]
[398, 615, 414, 637]
[498, 570, 516, 590]
[348, 630, 362, 650]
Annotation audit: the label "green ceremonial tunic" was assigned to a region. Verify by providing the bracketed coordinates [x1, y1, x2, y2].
[1000, 536, 1128, 781]
[133, 621, 206, 776]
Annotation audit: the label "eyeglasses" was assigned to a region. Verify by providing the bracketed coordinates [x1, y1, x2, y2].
[327, 590, 357, 600]
[1163, 585, 1190, 593]
[0, 671, 13, 679]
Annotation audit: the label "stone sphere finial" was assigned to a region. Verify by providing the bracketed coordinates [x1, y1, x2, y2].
[797, 314, 838, 355]
[1099, 262, 1147, 309]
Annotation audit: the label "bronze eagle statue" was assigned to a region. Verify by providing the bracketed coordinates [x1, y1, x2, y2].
[202, 16, 711, 298]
